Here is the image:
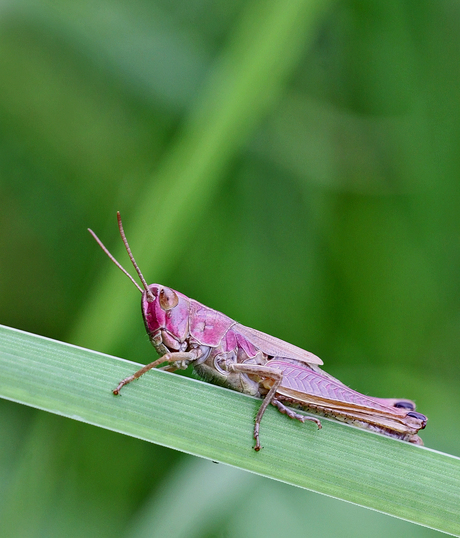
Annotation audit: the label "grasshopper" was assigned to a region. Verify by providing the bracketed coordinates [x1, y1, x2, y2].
[89, 213, 427, 450]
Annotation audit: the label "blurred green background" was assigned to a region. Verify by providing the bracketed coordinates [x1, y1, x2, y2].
[1, 0, 459, 536]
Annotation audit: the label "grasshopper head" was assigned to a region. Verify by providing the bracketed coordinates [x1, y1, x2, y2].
[89, 213, 191, 347]
[142, 284, 190, 344]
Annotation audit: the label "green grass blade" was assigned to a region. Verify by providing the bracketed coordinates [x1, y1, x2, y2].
[1, 324, 459, 536]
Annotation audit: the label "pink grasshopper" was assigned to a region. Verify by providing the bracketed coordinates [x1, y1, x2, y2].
[89, 213, 427, 450]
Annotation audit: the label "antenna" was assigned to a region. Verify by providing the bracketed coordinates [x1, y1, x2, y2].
[88, 212, 154, 301]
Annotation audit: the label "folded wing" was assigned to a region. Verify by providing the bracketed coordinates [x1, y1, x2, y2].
[235, 324, 323, 365]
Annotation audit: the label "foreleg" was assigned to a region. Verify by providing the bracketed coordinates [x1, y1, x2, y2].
[113, 349, 202, 395]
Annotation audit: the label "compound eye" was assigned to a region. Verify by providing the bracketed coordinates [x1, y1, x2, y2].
[159, 287, 179, 311]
